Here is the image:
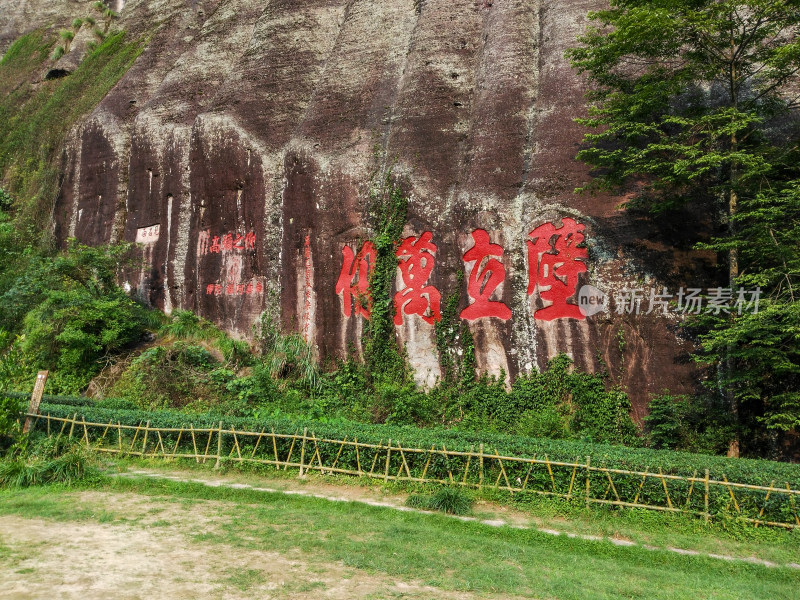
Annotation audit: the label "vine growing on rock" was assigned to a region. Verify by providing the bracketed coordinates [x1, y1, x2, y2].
[363, 172, 411, 386]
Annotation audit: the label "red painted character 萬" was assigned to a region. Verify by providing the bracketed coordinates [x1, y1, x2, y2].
[394, 232, 441, 325]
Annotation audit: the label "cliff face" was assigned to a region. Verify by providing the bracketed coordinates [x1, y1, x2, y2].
[2, 0, 707, 414]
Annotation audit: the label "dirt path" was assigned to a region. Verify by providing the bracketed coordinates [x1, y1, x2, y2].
[0, 496, 482, 600]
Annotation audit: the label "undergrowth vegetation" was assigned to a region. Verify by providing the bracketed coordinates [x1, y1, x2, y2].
[0, 395, 98, 488]
[406, 487, 474, 515]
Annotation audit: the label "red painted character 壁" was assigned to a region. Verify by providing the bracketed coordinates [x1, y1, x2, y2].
[527, 218, 588, 320]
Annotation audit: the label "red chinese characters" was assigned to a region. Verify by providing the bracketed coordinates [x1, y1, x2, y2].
[394, 232, 441, 325]
[335, 241, 376, 319]
[526, 218, 588, 321]
[205, 280, 263, 296]
[460, 229, 511, 321]
[201, 230, 256, 255]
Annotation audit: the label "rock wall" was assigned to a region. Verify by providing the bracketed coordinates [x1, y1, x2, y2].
[4, 0, 709, 415]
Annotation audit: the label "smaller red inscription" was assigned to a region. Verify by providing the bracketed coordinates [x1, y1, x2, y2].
[204, 279, 264, 297]
[200, 230, 257, 255]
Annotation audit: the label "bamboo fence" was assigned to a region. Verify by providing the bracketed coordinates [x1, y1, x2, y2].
[26, 412, 800, 530]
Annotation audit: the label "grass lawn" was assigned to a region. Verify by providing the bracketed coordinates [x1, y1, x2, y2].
[0, 463, 798, 599]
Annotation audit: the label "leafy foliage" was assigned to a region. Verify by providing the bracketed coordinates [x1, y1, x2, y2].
[645, 393, 735, 453]
[363, 172, 411, 386]
[0, 441, 98, 488]
[694, 182, 800, 438]
[568, 0, 800, 455]
[567, 0, 800, 210]
[2, 242, 159, 394]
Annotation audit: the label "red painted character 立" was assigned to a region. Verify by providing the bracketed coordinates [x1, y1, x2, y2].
[460, 229, 511, 321]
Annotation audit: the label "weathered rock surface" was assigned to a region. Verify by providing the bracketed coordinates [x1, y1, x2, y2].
[3, 0, 710, 414]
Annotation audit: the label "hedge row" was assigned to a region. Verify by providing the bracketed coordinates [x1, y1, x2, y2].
[12, 393, 800, 488]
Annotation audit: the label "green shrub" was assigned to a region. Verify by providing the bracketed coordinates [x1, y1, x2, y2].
[406, 487, 473, 515]
[645, 393, 736, 454]
[0, 395, 22, 453]
[0, 444, 97, 488]
[111, 342, 227, 410]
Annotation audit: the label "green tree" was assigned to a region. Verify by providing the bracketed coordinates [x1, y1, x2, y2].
[567, 0, 800, 282]
[3, 242, 160, 393]
[567, 0, 800, 455]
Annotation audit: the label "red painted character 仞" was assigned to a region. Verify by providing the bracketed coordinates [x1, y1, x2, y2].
[526, 217, 588, 320]
[335, 241, 376, 319]
[461, 229, 512, 321]
[394, 232, 441, 325]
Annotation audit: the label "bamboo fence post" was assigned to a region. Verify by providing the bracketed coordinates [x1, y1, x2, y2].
[214, 421, 223, 469]
[786, 483, 800, 527]
[521, 463, 533, 491]
[251, 428, 266, 459]
[102, 419, 113, 439]
[479, 443, 484, 490]
[384, 439, 392, 482]
[231, 428, 242, 460]
[283, 430, 299, 471]
[420, 445, 435, 482]
[397, 442, 412, 480]
[632, 469, 649, 505]
[117, 421, 123, 451]
[442, 444, 454, 484]
[704, 469, 710, 523]
[585, 456, 591, 509]
[68, 413, 77, 439]
[605, 469, 621, 502]
[545, 455, 556, 492]
[368, 440, 383, 477]
[567, 458, 579, 499]
[462, 447, 473, 485]
[684, 470, 698, 510]
[128, 423, 139, 454]
[46, 413, 50, 436]
[355, 437, 362, 475]
[202, 429, 213, 464]
[495, 451, 512, 493]
[299, 428, 308, 477]
[81, 416, 89, 445]
[756, 481, 776, 527]
[190, 424, 199, 463]
[722, 475, 741, 513]
[330, 437, 347, 471]
[271, 429, 279, 467]
[155, 430, 166, 457]
[658, 468, 673, 509]
[171, 428, 183, 457]
[141, 421, 150, 456]
[311, 433, 324, 472]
